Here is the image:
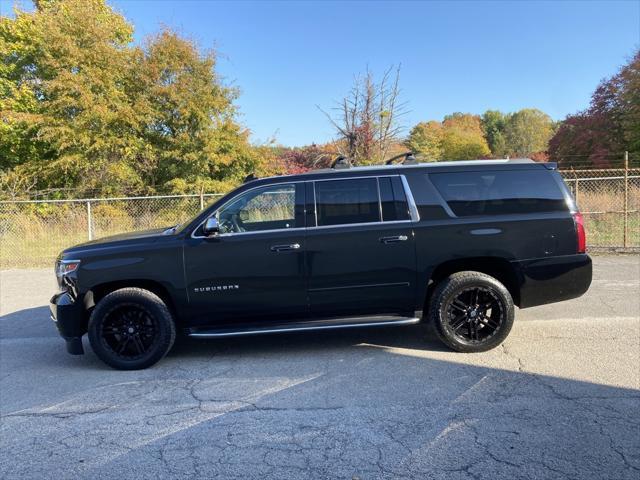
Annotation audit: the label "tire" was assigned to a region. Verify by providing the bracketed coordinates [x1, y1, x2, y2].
[428, 271, 514, 353]
[88, 288, 176, 370]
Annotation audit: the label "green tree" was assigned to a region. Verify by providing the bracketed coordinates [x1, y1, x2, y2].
[503, 108, 554, 157]
[405, 121, 444, 161]
[481, 110, 508, 156]
[132, 29, 263, 194]
[0, 2, 55, 173]
[1, 0, 265, 198]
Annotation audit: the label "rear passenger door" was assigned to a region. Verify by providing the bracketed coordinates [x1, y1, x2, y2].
[305, 175, 418, 318]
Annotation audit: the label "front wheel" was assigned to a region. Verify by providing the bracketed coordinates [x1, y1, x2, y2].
[88, 288, 176, 370]
[428, 271, 514, 352]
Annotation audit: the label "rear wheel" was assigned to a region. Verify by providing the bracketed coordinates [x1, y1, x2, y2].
[428, 271, 514, 352]
[88, 288, 176, 370]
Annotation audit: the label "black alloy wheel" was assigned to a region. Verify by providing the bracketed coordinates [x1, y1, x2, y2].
[428, 271, 515, 352]
[100, 304, 159, 359]
[88, 288, 176, 370]
[444, 286, 504, 344]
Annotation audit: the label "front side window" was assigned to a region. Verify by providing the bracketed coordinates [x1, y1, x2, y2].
[315, 178, 380, 226]
[217, 184, 296, 234]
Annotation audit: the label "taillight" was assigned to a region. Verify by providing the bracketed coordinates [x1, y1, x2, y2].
[573, 212, 586, 253]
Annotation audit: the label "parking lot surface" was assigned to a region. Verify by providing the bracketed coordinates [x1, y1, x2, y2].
[1, 255, 639, 479]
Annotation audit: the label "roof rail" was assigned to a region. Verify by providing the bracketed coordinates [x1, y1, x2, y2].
[385, 152, 417, 165]
[243, 173, 258, 183]
[331, 155, 352, 169]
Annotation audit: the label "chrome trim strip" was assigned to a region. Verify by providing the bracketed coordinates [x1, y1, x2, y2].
[188, 317, 421, 338]
[400, 175, 420, 222]
[312, 174, 401, 183]
[216, 227, 306, 238]
[312, 181, 317, 227]
[192, 174, 417, 239]
[312, 180, 318, 227]
[376, 177, 383, 221]
[309, 282, 410, 292]
[310, 220, 412, 231]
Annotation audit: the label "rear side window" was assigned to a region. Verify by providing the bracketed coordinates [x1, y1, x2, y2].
[430, 170, 567, 217]
[379, 177, 410, 221]
[315, 178, 380, 226]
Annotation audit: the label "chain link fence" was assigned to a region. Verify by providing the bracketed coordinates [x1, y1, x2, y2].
[0, 194, 222, 268]
[1, 169, 638, 268]
[563, 168, 640, 252]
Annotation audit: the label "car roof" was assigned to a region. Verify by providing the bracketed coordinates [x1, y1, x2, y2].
[249, 158, 552, 185]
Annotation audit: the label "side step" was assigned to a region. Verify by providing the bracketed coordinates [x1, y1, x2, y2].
[187, 315, 421, 338]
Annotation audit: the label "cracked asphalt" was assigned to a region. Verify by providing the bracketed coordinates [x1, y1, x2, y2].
[1, 255, 639, 479]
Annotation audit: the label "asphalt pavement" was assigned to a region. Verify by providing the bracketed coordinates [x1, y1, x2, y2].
[0, 255, 638, 479]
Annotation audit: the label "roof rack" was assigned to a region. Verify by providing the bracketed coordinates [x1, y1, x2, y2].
[331, 155, 352, 169]
[385, 152, 417, 165]
[243, 173, 258, 183]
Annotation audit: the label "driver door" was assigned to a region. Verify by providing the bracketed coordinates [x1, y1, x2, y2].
[183, 182, 307, 325]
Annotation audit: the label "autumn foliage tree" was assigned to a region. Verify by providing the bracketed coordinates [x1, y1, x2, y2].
[405, 121, 443, 161]
[0, 0, 266, 199]
[549, 50, 640, 167]
[273, 143, 336, 174]
[406, 113, 490, 161]
[503, 109, 555, 157]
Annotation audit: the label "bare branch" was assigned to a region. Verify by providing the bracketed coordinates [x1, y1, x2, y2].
[320, 64, 407, 164]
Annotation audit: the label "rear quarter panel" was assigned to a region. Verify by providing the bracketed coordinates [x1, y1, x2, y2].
[404, 168, 579, 309]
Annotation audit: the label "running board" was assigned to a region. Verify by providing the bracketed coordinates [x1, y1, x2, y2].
[187, 316, 421, 338]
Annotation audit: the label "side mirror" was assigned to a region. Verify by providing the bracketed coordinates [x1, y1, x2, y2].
[202, 217, 219, 236]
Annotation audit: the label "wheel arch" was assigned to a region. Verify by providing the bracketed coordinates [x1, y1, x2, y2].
[86, 279, 178, 319]
[426, 257, 521, 308]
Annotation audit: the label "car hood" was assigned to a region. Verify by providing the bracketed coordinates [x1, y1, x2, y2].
[62, 227, 171, 256]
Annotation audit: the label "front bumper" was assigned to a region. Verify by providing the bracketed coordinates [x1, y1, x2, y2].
[50, 291, 86, 355]
[513, 254, 592, 308]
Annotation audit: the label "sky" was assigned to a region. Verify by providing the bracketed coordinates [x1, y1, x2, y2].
[2, 0, 639, 146]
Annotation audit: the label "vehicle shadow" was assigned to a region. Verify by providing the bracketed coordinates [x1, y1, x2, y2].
[170, 323, 449, 358]
[0, 306, 54, 339]
[0, 304, 448, 359]
[1, 306, 639, 479]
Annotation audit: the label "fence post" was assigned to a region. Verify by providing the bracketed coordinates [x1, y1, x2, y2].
[623, 151, 629, 249]
[86, 201, 93, 241]
[199, 190, 204, 211]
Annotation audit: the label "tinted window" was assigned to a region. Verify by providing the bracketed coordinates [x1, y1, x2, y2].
[379, 177, 410, 221]
[217, 184, 296, 233]
[430, 170, 566, 217]
[315, 178, 380, 226]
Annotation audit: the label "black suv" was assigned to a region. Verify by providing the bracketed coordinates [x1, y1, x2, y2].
[50, 159, 592, 369]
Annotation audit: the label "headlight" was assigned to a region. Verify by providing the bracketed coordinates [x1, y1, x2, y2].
[56, 259, 81, 277]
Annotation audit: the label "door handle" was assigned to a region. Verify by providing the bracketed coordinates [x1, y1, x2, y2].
[379, 235, 408, 244]
[270, 243, 301, 252]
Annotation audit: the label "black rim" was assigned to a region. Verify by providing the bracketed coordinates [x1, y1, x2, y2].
[444, 286, 504, 344]
[100, 304, 159, 360]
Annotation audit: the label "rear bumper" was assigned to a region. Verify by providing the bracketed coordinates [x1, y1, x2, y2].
[513, 254, 592, 308]
[50, 292, 86, 355]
